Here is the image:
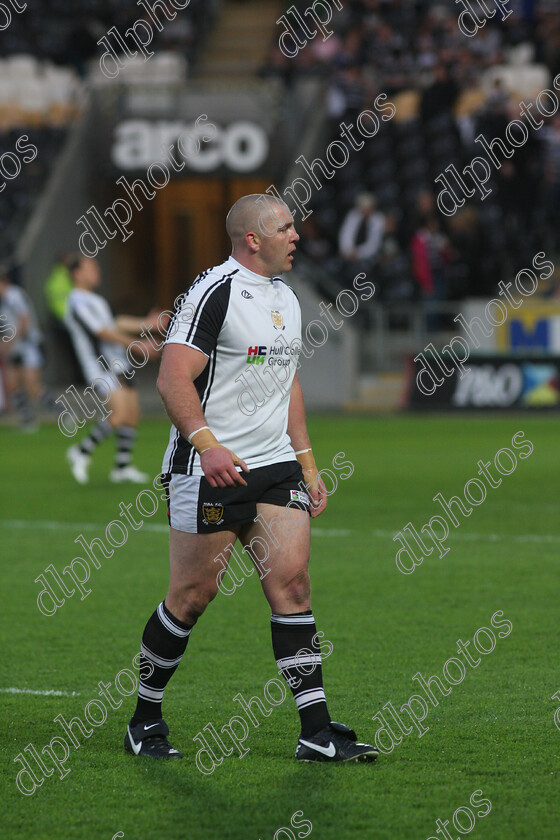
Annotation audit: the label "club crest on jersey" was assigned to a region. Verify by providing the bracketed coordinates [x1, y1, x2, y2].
[271, 310, 285, 331]
[202, 503, 224, 525]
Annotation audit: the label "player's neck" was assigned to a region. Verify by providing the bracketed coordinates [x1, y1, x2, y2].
[230, 252, 272, 280]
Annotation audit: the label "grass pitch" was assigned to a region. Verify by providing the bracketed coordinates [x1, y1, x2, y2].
[2, 413, 559, 840]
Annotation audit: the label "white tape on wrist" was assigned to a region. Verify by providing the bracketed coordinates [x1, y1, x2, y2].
[187, 425, 210, 444]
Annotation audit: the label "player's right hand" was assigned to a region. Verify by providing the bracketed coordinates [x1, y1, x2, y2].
[200, 446, 250, 488]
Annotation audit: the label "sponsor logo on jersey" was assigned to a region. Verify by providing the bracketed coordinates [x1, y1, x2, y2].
[271, 310, 285, 330]
[290, 489, 309, 505]
[247, 345, 267, 364]
[241, 289, 254, 299]
[202, 503, 225, 525]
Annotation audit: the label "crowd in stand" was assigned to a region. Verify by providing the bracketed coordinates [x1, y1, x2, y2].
[0, 0, 214, 76]
[0, 0, 218, 263]
[263, 0, 560, 307]
[2, 0, 560, 345]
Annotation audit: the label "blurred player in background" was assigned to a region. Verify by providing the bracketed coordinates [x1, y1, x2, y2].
[124, 194, 379, 764]
[64, 254, 155, 484]
[0, 265, 45, 432]
[45, 252, 73, 322]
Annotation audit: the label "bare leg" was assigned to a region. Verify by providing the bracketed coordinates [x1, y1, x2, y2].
[166, 525, 241, 624]
[239, 502, 311, 613]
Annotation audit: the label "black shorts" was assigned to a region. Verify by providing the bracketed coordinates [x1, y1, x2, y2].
[162, 460, 310, 534]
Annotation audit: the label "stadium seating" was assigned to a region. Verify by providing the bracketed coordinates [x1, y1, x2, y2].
[273, 0, 557, 302]
[0, 0, 216, 262]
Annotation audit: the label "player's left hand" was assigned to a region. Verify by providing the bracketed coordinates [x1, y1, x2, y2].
[304, 471, 327, 518]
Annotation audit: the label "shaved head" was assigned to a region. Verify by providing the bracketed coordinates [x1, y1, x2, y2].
[226, 194, 290, 246]
[226, 193, 298, 277]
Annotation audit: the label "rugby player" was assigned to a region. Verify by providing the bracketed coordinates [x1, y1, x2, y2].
[0, 266, 44, 431]
[124, 195, 378, 763]
[64, 255, 149, 484]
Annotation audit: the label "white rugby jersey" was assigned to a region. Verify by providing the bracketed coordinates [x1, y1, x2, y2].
[162, 257, 302, 476]
[0, 285, 41, 347]
[65, 288, 130, 384]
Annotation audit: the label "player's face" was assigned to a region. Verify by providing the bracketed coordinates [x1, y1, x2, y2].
[79, 258, 101, 289]
[257, 206, 299, 275]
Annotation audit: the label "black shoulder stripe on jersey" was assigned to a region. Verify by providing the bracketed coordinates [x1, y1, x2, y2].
[70, 306, 103, 360]
[188, 267, 211, 292]
[168, 322, 222, 474]
[168, 268, 238, 475]
[201, 346, 218, 415]
[164, 269, 212, 342]
[172, 430, 195, 475]
[185, 269, 238, 347]
[170, 344, 216, 475]
[274, 276, 299, 302]
[167, 427, 181, 473]
[186, 345, 219, 475]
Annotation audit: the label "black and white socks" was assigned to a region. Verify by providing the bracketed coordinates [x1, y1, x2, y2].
[271, 610, 331, 737]
[114, 425, 136, 471]
[131, 601, 192, 724]
[78, 422, 138, 472]
[131, 604, 331, 737]
[79, 419, 111, 456]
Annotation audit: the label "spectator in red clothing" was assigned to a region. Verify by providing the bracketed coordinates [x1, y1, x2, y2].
[410, 214, 453, 329]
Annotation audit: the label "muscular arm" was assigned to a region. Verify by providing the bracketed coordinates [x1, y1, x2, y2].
[157, 343, 248, 488]
[157, 343, 208, 438]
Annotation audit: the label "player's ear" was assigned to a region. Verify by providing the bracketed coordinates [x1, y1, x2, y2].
[245, 230, 260, 253]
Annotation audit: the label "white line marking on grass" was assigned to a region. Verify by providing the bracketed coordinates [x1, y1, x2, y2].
[0, 687, 80, 696]
[2, 518, 169, 534]
[367, 529, 560, 544]
[312, 528, 353, 537]
[3, 520, 560, 544]
[3, 519, 351, 538]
